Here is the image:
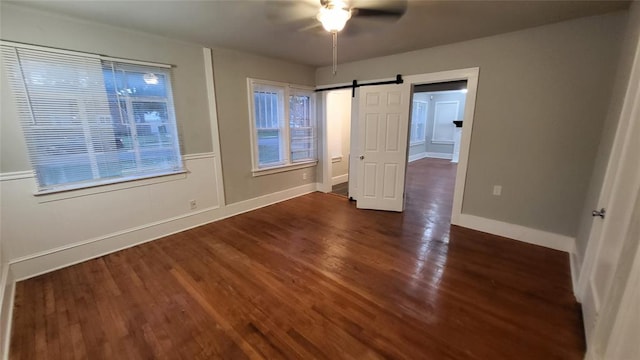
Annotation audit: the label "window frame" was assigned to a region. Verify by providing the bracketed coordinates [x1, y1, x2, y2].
[410, 99, 428, 145]
[247, 78, 317, 176]
[1, 41, 185, 195]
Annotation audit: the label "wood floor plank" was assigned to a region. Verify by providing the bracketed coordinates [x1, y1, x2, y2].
[10, 158, 585, 359]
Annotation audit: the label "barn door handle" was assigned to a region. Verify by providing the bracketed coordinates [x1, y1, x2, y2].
[591, 208, 606, 219]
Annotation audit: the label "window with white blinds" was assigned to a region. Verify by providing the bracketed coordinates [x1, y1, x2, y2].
[1, 43, 184, 193]
[249, 79, 316, 171]
[410, 100, 428, 144]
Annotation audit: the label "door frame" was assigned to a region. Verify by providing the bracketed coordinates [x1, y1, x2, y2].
[318, 67, 479, 224]
[404, 68, 480, 224]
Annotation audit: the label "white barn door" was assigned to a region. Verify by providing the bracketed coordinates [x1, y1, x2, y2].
[355, 83, 410, 211]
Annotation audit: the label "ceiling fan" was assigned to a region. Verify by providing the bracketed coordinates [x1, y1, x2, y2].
[267, 0, 407, 75]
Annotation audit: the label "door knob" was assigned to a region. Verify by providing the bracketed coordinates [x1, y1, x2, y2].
[591, 208, 606, 219]
[359, 155, 365, 160]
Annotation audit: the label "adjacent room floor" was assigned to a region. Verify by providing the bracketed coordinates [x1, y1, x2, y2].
[9, 158, 584, 359]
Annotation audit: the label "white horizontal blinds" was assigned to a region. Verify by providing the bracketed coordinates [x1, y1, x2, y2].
[1, 44, 183, 192]
[2, 45, 114, 190]
[410, 100, 427, 144]
[289, 89, 315, 162]
[103, 61, 183, 177]
[253, 84, 284, 167]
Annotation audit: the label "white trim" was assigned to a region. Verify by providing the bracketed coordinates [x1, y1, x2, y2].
[331, 155, 343, 163]
[34, 170, 189, 196]
[425, 152, 453, 160]
[0, 264, 15, 360]
[8, 183, 319, 281]
[9, 205, 220, 280]
[0, 40, 172, 68]
[0, 170, 34, 181]
[34, 171, 189, 203]
[203, 48, 227, 207]
[408, 152, 428, 162]
[247, 78, 316, 173]
[408, 151, 454, 163]
[405, 68, 481, 226]
[0, 153, 213, 183]
[430, 140, 455, 145]
[570, 252, 581, 301]
[222, 183, 317, 220]
[319, 92, 332, 193]
[332, 174, 348, 185]
[0, 153, 214, 203]
[252, 161, 317, 177]
[457, 213, 576, 253]
[432, 100, 459, 143]
[182, 152, 215, 161]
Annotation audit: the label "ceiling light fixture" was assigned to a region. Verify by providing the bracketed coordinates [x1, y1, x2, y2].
[317, 5, 351, 32]
[317, 1, 351, 76]
[143, 73, 159, 85]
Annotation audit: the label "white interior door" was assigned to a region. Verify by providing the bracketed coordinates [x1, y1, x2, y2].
[580, 34, 640, 357]
[355, 83, 410, 211]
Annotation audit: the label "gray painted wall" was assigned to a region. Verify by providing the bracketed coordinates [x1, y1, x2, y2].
[317, 12, 626, 237]
[210, 48, 317, 204]
[574, 2, 640, 262]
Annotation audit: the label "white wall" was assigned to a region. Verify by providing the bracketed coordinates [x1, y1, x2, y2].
[410, 91, 467, 160]
[326, 89, 351, 184]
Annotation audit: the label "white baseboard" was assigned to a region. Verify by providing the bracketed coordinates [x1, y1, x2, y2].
[9, 183, 318, 281]
[426, 152, 453, 160]
[222, 183, 317, 219]
[408, 152, 453, 162]
[0, 264, 15, 360]
[331, 174, 348, 185]
[408, 152, 428, 162]
[457, 214, 576, 253]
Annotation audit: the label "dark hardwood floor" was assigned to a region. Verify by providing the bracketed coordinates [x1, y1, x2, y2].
[10, 158, 584, 359]
[331, 181, 349, 197]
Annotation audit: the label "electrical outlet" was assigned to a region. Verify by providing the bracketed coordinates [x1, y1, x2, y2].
[189, 200, 197, 210]
[302, 172, 307, 180]
[493, 185, 502, 196]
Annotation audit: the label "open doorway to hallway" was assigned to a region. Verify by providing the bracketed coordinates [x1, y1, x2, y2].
[406, 81, 468, 223]
[319, 68, 479, 219]
[325, 89, 352, 197]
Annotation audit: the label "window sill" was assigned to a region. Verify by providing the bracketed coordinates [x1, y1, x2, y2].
[34, 170, 188, 203]
[252, 160, 317, 177]
[431, 140, 455, 145]
[410, 141, 426, 146]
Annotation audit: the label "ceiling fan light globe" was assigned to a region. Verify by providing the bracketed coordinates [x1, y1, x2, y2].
[317, 7, 351, 32]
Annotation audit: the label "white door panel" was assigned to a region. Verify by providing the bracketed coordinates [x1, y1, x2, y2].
[356, 83, 410, 211]
[581, 31, 640, 359]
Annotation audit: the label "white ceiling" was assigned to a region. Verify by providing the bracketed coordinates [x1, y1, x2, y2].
[9, 0, 630, 67]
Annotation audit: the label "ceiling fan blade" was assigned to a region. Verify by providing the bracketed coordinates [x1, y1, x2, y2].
[351, 7, 406, 18]
[298, 22, 323, 33]
[265, 0, 319, 24]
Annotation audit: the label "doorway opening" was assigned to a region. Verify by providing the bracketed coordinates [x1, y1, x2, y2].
[319, 68, 479, 223]
[406, 80, 468, 223]
[325, 89, 352, 198]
